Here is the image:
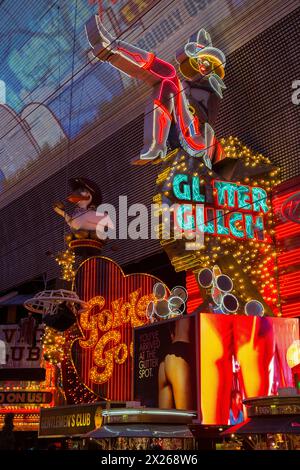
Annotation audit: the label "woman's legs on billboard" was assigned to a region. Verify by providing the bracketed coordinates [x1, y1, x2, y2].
[158, 360, 174, 408]
[158, 354, 194, 410]
[158, 317, 195, 410]
[200, 314, 233, 424]
[235, 317, 275, 398]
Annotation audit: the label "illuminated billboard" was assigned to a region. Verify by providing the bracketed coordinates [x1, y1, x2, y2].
[134, 316, 197, 410]
[199, 314, 299, 425]
[0, 324, 44, 380]
[134, 313, 299, 425]
[0, 323, 56, 431]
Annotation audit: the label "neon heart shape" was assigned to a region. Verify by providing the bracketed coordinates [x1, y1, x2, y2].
[66, 257, 164, 402]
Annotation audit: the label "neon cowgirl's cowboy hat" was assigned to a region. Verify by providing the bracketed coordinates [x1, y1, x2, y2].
[176, 29, 226, 98]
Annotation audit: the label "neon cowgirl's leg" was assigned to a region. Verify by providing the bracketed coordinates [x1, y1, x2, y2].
[86, 15, 177, 80]
[176, 79, 207, 153]
[145, 56, 177, 80]
[145, 61, 212, 160]
[139, 78, 178, 162]
[115, 43, 155, 69]
[86, 15, 158, 84]
[122, 60, 178, 162]
[86, 16, 178, 162]
[147, 74, 211, 161]
[112, 49, 178, 89]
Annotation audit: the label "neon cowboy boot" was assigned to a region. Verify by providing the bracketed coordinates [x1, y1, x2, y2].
[132, 101, 172, 165]
[178, 111, 217, 169]
[86, 15, 154, 75]
[85, 15, 116, 61]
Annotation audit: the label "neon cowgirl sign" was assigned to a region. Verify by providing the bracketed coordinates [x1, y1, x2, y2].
[172, 175, 269, 240]
[86, 16, 226, 166]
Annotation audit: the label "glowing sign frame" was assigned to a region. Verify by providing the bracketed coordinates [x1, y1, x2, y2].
[172, 176, 270, 242]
